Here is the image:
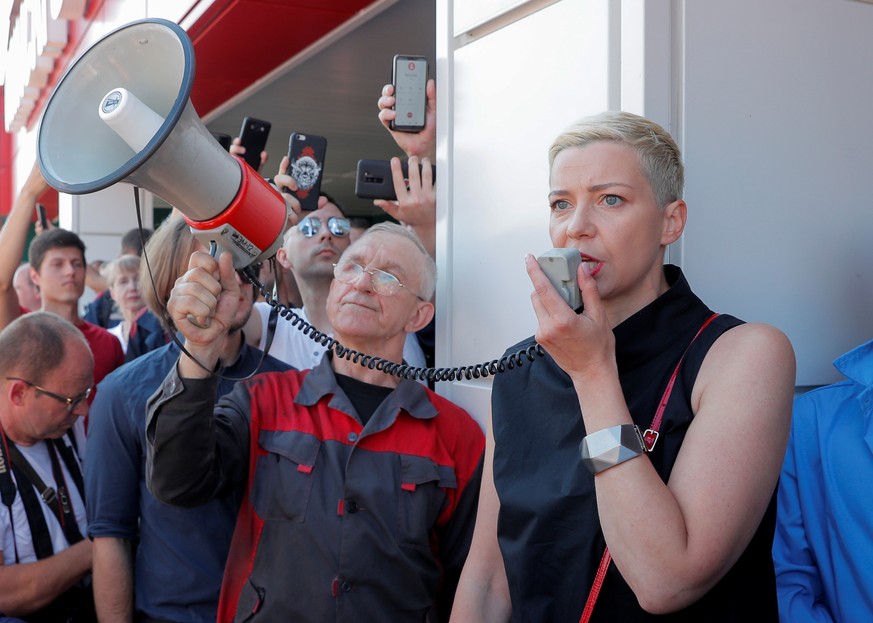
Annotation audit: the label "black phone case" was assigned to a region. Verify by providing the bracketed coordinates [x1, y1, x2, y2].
[238, 117, 271, 171]
[211, 131, 232, 152]
[287, 133, 327, 211]
[355, 159, 436, 200]
[390, 55, 428, 133]
[36, 204, 49, 229]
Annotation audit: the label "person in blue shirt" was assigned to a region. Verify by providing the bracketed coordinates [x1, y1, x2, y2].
[774, 339, 873, 622]
[84, 215, 291, 623]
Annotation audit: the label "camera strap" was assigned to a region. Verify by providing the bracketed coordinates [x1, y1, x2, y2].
[0, 429, 85, 562]
[579, 312, 719, 623]
[46, 440, 85, 546]
[0, 427, 16, 508]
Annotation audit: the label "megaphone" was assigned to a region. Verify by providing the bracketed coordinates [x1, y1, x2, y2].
[37, 18, 286, 269]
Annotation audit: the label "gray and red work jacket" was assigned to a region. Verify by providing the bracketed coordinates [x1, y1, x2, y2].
[145, 354, 485, 623]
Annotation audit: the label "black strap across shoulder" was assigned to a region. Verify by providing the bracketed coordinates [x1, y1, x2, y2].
[0, 432, 85, 561]
[53, 438, 85, 506]
[0, 432, 16, 508]
[10, 458, 55, 560]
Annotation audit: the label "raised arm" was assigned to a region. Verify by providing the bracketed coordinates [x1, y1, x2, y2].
[0, 162, 48, 328]
[377, 79, 437, 160]
[169, 250, 243, 378]
[85, 260, 108, 295]
[145, 251, 251, 506]
[527, 255, 796, 613]
[373, 156, 436, 260]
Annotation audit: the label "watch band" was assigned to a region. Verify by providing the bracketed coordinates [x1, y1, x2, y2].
[579, 424, 647, 475]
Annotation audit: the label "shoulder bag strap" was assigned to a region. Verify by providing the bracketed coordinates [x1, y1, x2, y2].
[579, 313, 719, 623]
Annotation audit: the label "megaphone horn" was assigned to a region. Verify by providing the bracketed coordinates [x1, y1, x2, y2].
[37, 18, 286, 269]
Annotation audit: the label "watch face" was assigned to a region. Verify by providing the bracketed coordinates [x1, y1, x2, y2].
[580, 424, 646, 475]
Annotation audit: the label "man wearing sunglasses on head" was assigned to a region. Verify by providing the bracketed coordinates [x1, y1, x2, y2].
[146, 221, 484, 622]
[244, 179, 426, 373]
[0, 312, 96, 622]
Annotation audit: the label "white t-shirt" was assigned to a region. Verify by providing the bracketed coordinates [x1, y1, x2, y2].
[0, 421, 87, 565]
[108, 322, 127, 353]
[254, 302, 427, 372]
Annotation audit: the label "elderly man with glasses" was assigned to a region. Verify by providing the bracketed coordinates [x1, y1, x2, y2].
[244, 193, 426, 372]
[145, 221, 484, 623]
[0, 311, 96, 622]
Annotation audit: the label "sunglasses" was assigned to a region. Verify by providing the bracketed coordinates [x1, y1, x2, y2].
[297, 216, 351, 238]
[6, 377, 92, 414]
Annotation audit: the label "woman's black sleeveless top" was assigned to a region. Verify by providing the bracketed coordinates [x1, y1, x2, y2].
[492, 266, 777, 622]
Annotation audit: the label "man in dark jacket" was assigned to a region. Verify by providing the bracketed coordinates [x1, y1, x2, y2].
[146, 223, 484, 622]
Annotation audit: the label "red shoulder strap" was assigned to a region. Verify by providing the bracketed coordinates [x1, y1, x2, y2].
[579, 312, 719, 623]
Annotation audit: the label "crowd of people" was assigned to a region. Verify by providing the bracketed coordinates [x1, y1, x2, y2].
[0, 73, 865, 623]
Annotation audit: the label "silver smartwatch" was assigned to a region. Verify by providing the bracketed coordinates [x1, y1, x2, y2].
[579, 424, 647, 475]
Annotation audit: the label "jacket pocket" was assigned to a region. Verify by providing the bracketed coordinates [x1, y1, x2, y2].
[233, 579, 266, 623]
[251, 431, 320, 522]
[396, 455, 457, 549]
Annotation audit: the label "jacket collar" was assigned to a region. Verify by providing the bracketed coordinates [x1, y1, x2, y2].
[834, 338, 873, 389]
[295, 354, 438, 432]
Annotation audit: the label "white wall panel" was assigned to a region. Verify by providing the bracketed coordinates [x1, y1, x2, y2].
[454, 0, 536, 36]
[678, 0, 873, 386]
[439, 0, 612, 421]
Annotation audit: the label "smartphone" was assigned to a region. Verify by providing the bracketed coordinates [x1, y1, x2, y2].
[237, 117, 271, 171]
[286, 132, 327, 211]
[36, 203, 49, 230]
[355, 159, 436, 200]
[390, 54, 428, 133]
[210, 131, 232, 152]
[537, 248, 582, 310]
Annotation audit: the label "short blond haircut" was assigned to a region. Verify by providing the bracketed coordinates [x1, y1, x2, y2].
[549, 111, 684, 208]
[106, 254, 141, 288]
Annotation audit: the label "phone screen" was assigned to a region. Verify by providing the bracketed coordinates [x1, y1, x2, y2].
[392, 55, 427, 132]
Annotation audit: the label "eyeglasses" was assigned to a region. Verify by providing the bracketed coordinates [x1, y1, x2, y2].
[6, 377, 92, 414]
[332, 260, 424, 300]
[297, 216, 351, 238]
